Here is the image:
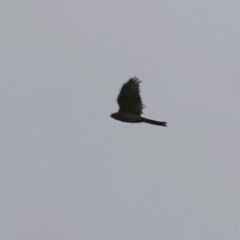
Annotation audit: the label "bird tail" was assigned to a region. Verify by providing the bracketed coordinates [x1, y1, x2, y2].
[142, 117, 167, 127]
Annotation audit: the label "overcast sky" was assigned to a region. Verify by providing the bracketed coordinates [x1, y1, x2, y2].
[1, 1, 240, 239]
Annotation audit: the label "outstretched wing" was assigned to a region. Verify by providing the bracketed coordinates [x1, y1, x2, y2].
[117, 77, 144, 115]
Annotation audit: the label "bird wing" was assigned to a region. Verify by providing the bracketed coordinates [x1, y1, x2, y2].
[117, 77, 144, 115]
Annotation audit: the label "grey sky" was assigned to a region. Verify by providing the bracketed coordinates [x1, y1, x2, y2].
[1, 0, 240, 239]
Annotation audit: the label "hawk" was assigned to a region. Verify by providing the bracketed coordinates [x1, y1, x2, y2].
[111, 77, 167, 126]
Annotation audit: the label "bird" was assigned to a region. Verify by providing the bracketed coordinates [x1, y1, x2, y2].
[110, 77, 167, 126]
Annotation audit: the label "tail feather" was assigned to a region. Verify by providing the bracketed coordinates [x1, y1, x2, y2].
[142, 117, 167, 127]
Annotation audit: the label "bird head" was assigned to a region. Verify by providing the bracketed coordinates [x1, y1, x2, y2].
[110, 112, 119, 120]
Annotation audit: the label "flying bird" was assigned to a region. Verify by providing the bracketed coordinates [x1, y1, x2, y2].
[111, 77, 167, 126]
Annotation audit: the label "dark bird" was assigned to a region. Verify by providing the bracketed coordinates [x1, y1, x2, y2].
[111, 77, 167, 126]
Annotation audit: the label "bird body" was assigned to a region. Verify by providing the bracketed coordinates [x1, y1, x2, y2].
[111, 112, 143, 123]
[111, 77, 167, 127]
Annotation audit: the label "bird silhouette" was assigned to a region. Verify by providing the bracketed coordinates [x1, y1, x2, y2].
[111, 77, 167, 126]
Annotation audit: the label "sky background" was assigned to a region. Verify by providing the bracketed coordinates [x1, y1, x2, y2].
[1, 0, 240, 239]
